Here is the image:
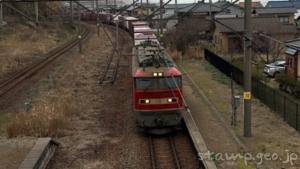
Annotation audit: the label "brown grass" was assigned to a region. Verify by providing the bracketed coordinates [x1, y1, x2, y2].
[6, 91, 76, 138]
[0, 23, 74, 78]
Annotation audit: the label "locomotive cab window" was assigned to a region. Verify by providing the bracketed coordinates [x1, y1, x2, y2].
[135, 76, 182, 90]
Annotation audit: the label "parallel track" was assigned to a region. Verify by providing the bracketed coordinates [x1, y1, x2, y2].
[0, 26, 90, 97]
[99, 25, 126, 85]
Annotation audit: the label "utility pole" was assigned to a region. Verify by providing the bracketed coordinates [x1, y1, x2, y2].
[114, 0, 116, 13]
[70, 1, 73, 23]
[175, 0, 177, 15]
[209, 0, 212, 19]
[243, 0, 252, 137]
[78, 4, 82, 53]
[0, 0, 4, 25]
[146, 0, 149, 16]
[34, 0, 38, 23]
[105, 0, 108, 11]
[159, 0, 163, 37]
[96, 0, 100, 37]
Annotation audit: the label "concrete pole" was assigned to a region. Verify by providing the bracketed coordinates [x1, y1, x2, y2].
[70, 1, 73, 23]
[209, 0, 212, 19]
[96, 0, 100, 37]
[34, 0, 38, 23]
[175, 0, 177, 15]
[0, 0, 4, 25]
[78, 4, 82, 53]
[243, 0, 252, 137]
[92, 0, 95, 11]
[114, 0, 116, 13]
[146, 0, 149, 16]
[159, 0, 163, 36]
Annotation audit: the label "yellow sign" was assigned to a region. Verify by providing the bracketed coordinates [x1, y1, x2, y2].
[244, 92, 251, 100]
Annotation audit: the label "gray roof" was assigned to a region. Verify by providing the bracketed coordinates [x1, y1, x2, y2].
[266, 1, 300, 8]
[254, 7, 297, 14]
[165, 3, 194, 9]
[286, 38, 300, 50]
[178, 2, 221, 13]
[216, 17, 297, 34]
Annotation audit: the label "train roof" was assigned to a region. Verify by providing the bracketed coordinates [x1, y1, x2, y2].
[122, 16, 138, 21]
[134, 39, 159, 46]
[133, 27, 153, 33]
[134, 33, 157, 40]
[134, 40, 173, 67]
[132, 21, 148, 26]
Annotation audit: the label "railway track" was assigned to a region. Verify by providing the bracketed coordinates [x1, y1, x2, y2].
[0, 26, 90, 98]
[148, 132, 203, 169]
[99, 25, 126, 85]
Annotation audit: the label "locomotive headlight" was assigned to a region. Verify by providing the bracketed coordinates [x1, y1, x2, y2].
[140, 99, 150, 104]
[158, 72, 163, 76]
[167, 98, 173, 103]
[153, 73, 158, 77]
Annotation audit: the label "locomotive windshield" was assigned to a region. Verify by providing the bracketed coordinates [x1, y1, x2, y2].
[135, 77, 182, 90]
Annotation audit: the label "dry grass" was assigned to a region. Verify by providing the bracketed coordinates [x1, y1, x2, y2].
[6, 90, 76, 138]
[0, 23, 74, 78]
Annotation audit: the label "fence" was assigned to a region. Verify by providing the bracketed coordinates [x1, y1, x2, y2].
[204, 49, 300, 131]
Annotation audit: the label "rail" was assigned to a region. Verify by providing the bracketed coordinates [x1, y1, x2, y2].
[0, 25, 90, 97]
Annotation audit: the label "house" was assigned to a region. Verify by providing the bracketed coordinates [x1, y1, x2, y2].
[214, 0, 244, 18]
[285, 39, 300, 78]
[266, 0, 300, 26]
[213, 17, 297, 53]
[151, 3, 196, 31]
[238, 1, 263, 8]
[253, 7, 297, 24]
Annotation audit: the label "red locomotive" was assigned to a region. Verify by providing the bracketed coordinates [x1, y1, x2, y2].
[80, 11, 184, 133]
[132, 40, 183, 133]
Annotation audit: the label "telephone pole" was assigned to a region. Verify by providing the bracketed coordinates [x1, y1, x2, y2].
[243, 0, 252, 137]
[175, 0, 177, 15]
[159, 0, 163, 36]
[0, 0, 4, 25]
[78, 4, 82, 53]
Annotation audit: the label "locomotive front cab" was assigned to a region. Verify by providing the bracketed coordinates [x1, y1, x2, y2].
[134, 75, 183, 111]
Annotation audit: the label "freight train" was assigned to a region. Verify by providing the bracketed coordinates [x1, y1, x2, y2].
[82, 12, 184, 134]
